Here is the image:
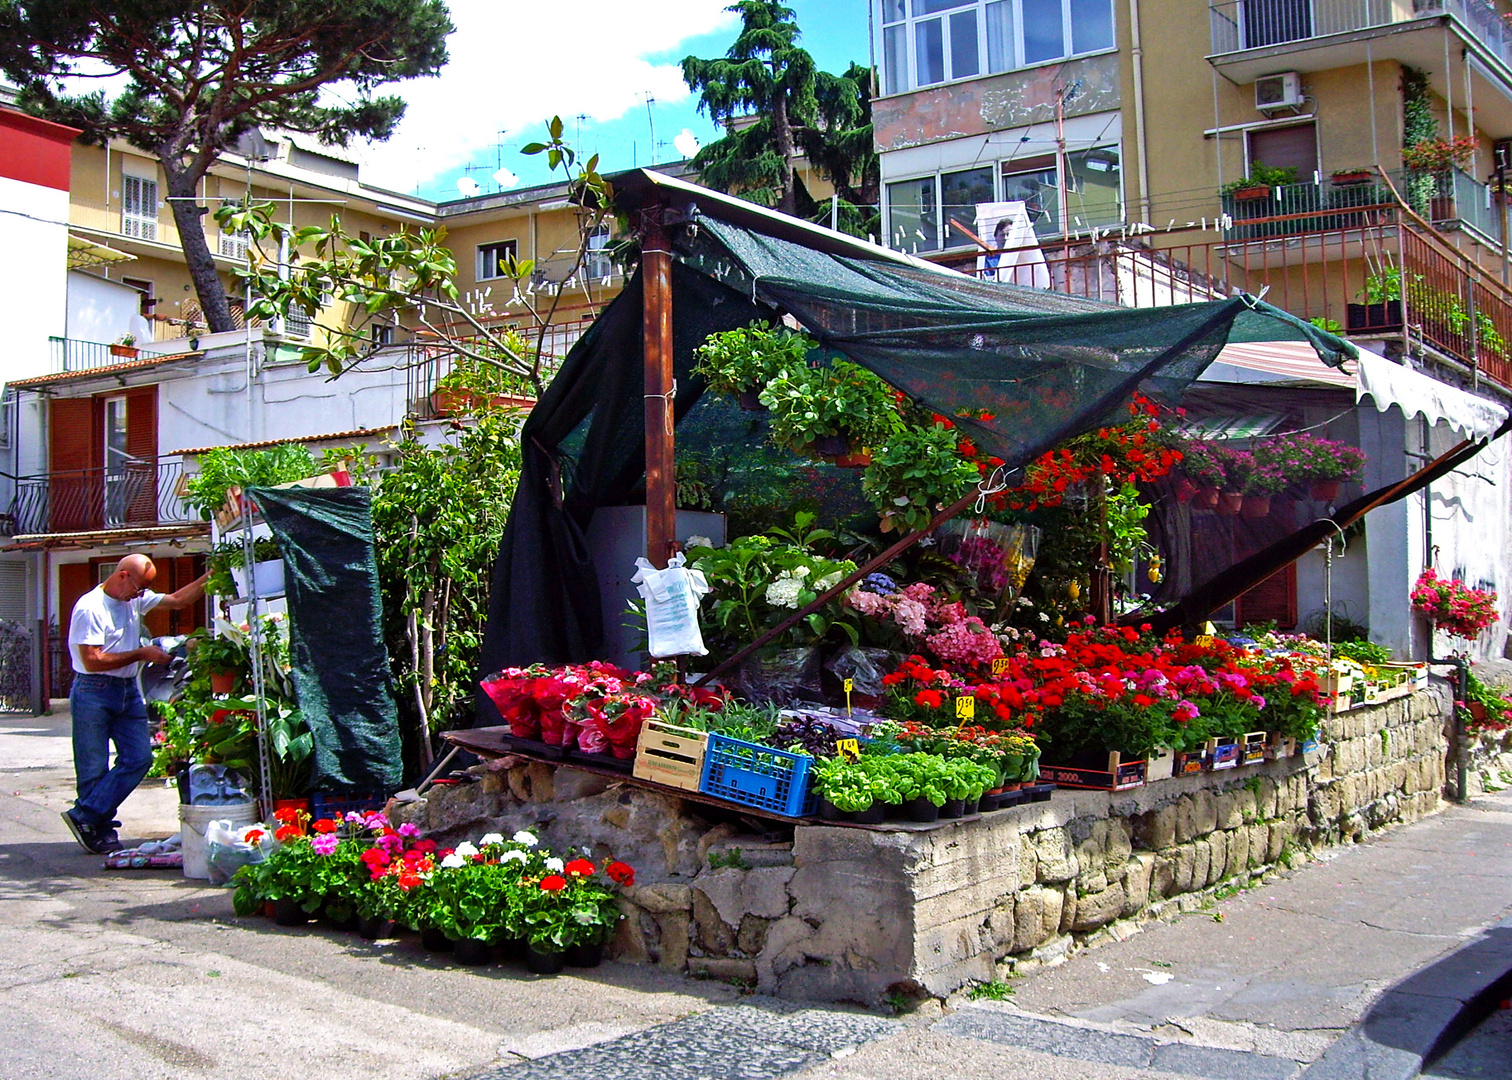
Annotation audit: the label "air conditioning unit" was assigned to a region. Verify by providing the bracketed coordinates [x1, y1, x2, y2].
[1255, 72, 1304, 112]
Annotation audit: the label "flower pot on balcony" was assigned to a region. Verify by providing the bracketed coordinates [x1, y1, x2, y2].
[1230, 185, 1272, 201]
[230, 558, 285, 598]
[1217, 491, 1245, 516]
[109, 344, 139, 359]
[1310, 478, 1341, 501]
[1346, 301, 1402, 331]
[1331, 171, 1372, 186]
[1240, 494, 1271, 519]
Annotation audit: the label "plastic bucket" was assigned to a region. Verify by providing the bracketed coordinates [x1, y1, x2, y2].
[230, 559, 285, 598]
[180, 802, 258, 880]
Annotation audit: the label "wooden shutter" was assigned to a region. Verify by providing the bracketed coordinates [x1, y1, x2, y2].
[1247, 123, 1318, 179]
[53, 561, 96, 697]
[123, 386, 159, 523]
[143, 555, 206, 637]
[49, 398, 96, 531]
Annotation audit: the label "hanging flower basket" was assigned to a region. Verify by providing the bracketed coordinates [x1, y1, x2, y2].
[1410, 568, 1500, 638]
[1310, 478, 1341, 501]
[1217, 491, 1245, 515]
[1240, 494, 1271, 519]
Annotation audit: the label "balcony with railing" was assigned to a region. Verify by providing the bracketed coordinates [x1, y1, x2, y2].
[1210, 0, 1512, 70]
[2, 458, 195, 537]
[930, 198, 1512, 391]
[1220, 170, 1503, 243]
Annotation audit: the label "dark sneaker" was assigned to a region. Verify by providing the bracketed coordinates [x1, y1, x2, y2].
[95, 829, 125, 854]
[60, 810, 116, 854]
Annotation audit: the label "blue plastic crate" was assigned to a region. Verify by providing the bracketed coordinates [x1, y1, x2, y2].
[311, 791, 385, 820]
[698, 733, 816, 818]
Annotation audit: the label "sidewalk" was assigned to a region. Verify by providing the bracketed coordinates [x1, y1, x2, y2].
[3, 706, 1510, 1080]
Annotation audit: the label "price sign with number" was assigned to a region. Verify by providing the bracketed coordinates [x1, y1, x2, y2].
[955, 696, 975, 722]
[992, 658, 1010, 675]
[835, 738, 861, 761]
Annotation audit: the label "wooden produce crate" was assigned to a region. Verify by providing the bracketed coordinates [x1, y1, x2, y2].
[633, 720, 708, 792]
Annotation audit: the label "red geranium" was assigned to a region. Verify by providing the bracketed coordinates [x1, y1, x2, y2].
[539, 874, 567, 892]
[312, 818, 338, 834]
[273, 825, 300, 842]
[564, 858, 596, 877]
[606, 860, 636, 887]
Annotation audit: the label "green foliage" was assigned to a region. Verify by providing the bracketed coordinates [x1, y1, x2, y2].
[371, 411, 522, 737]
[1219, 162, 1298, 196]
[692, 321, 811, 396]
[1333, 640, 1393, 666]
[182, 444, 315, 520]
[0, 1, 452, 333]
[967, 979, 1015, 1000]
[1309, 316, 1344, 334]
[861, 423, 981, 534]
[707, 848, 751, 871]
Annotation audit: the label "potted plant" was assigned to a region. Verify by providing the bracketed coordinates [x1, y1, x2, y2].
[1330, 167, 1373, 185]
[861, 422, 983, 533]
[110, 334, 138, 358]
[1219, 163, 1298, 202]
[1401, 134, 1478, 173]
[1348, 260, 1404, 331]
[514, 856, 629, 973]
[692, 320, 813, 409]
[1238, 454, 1286, 518]
[1181, 440, 1228, 507]
[422, 843, 521, 964]
[1410, 568, 1500, 639]
[760, 357, 901, 460]
[1256, 433, 1365, 500]
[186, 627, 248, 694]
[429, 346, 537, 416]
[229, 810, 325, 925]
[181, 443, 316, 522]
[226, 536, 286, 597]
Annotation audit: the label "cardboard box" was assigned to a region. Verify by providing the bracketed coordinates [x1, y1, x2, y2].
[1040, 752, 1146, 791]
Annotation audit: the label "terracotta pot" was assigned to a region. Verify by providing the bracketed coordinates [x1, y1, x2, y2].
[832, 449, 872, 467]
[1215, 491, 1244, 515]
[209, 670, 238, 694]
[1310, 478, 1341, 501]
[1198, 486, 1221, 508]
[1469, 701, 1489, 720]
[1240, 494, 1271, 518]
[109, 344, 139, 358]
[1231, 185, 1272, 201]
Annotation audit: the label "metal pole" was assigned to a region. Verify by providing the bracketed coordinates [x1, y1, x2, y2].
[641, 209, 676, 570]
[240, 493, 274, 818]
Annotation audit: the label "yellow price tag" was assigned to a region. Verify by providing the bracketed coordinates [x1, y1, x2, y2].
[1194, 635, 1215, 648]
[843, 677, 854, 717]
[955, 696, 975, 722]
[843, 678, 853, 694]
[991, 658, 1010, 675]
[835, 738, 861, 761]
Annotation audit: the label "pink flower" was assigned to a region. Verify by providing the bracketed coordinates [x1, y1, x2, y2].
[311, 833, 339, 856]
[397, 822, 420, 838]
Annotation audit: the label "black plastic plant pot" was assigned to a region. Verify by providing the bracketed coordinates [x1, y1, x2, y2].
[272, 897, 311, 927]
[453, 938, 493, 966]
[565, 941, 605, 968]
[357, 915, 395, 940]
[963, 797, 980, 816]
[940, 799, 965, 819]
[997, 789, 1026, 808]
[421, 926, 454, 952]
[848, 803, 886, 825]
[977, 792, 1002, 812]
[736, 389, 767, 412]
[816, 797, 844, 821]
[526, 945, 565, 975]
[498, 936, 527, 962]
[811, 433, 850, 457]
[906, 797, 940, 823]
[321, 902, 358, 933]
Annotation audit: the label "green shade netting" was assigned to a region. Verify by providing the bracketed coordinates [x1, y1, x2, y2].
[250, 486, 403, 791]
[476, 211, 1354, 698]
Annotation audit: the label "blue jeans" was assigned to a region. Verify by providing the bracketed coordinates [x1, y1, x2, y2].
[69, 673, 152, 829]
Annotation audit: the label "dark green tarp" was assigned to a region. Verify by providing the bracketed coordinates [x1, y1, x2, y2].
[476, 192, 1355, 711]
[250, 486, 403, 792]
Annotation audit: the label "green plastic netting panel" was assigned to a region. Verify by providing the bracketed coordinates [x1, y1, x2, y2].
[686, 215, 1351, 468]
[249, 485, 404, 792]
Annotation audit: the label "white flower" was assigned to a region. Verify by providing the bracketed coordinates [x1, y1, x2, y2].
[813, 571, 842, 591]
[1038, 612, 1050, 622]
[454, 841, 478, 858]
[499, 849, 527, 864]
[685, 534, 715, 550]
[478, 833, 504, 847]
[574, 911, 596, 924]
[513, 830, 538, 847]
[544, 856, 564, 872]
[439, 853, 466, 869]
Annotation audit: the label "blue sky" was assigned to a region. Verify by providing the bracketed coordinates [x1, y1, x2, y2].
[356, 1, 873, 201]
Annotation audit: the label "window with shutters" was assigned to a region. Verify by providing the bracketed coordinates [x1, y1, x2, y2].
[121, 173, 158, 240]
[218, 229, 249, 260]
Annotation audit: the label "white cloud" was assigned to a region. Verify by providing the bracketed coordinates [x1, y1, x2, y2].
[352, 0, 736, 193]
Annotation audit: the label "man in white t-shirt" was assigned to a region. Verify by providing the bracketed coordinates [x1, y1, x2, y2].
[63, 554, 207, 853]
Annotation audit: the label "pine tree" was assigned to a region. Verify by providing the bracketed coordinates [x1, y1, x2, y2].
[681, 1, 877, 235]
[0, 1, 452, 333]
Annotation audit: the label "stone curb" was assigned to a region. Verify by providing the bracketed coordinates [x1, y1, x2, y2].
[1299, 916, 1512, 1080]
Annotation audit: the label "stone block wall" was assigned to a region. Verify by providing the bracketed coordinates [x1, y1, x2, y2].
[399, 686, 1451, 1005]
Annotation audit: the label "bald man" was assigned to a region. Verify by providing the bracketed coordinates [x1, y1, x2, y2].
[62, 555, 208, 854]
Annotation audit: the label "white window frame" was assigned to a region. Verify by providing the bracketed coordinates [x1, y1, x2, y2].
[218, 229, 249, 261]
[121, 172, 158, 241]
[584, 226, 614, 280]
[477, 239, 518, 281]
[878, 0, 1116, 95]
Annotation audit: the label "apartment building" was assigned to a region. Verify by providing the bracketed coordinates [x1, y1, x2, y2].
[0, 100, 643, 706]
[870, 0, 1512, 658]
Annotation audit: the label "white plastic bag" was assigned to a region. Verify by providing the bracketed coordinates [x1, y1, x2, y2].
[204, 819, 267, 886]
[632, 553, 711, 658]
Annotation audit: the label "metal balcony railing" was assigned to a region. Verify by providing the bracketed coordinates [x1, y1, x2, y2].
[931, 194, 1512, 390]
[1220, 177, 1393, 239]
[3, 458, 193, 536]
[1389, 167, 1505, 242]
[47, 337, 149, 373]
[1210, 0, 1512, 72]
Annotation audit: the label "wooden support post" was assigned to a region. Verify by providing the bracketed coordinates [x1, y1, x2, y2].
[642, 211, 677, 569]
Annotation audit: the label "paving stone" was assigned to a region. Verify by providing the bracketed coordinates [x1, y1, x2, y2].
[1151, 1041, 1301, 1080]
[932, 1007, 1156, 1068]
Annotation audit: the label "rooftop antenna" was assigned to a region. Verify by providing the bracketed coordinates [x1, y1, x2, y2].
[642, 92, 656, 165]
